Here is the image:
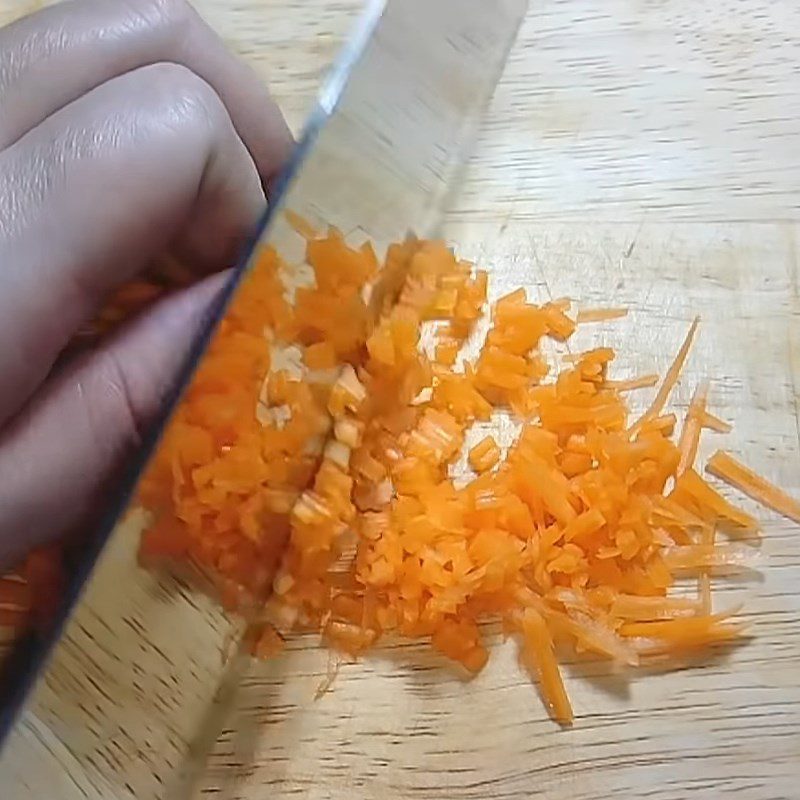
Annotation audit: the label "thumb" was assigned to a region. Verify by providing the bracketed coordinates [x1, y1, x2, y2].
[0, 271, 230, 570]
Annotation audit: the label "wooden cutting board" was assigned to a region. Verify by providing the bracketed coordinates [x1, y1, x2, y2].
[2, 1, 799, 798]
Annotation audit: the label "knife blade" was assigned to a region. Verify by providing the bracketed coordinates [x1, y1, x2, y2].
[0, 1, 528, 796]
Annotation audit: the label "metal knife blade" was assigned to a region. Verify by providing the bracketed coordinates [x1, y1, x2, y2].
[0, 1, 528, 796]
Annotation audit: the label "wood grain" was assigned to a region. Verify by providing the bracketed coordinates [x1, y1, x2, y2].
[1, 1, 800, 799]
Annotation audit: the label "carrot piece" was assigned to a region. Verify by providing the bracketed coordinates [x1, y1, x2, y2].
[611, 594, 701, 621]
[605, 374, 659, 392]
[630, 317, 699, 435]
[304, 341, 338, 370]
[671, 469, 760, 534]
[520, 609, 573, 724]
[561, 508, 605, 543]
[468, 436, 502, 473]
[284, 209, 318, 240]
[697, 523, 715, 615]
[706, 450, 800, 524]
[620, 610, 745, 653]
[677, 382, 708, 476]
[663, 544, 757, 572]
[700, 410, 732, 434]
[576, 307, 628, 323]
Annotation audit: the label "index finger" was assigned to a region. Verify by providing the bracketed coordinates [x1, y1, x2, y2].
[0, 0, 293, 179]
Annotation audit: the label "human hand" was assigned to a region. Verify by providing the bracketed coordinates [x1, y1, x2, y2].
[0, 0, 293, 570]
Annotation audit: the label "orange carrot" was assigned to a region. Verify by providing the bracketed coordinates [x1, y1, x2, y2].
[611, 593, 701, 621]
[520, 609, 573, 724]
[671, 469, 760, 534]
[605, 374, 659, 392]
[468, 436, 502, 473]
[629, 317, 699, 436]
[700, 410, 732, 434]
[663, 544, 757, 572]
[677, 382, 708, 476]
[706, 450, 800, 524]
[576, 307, 628, 323]
[620, 609, 745, 653]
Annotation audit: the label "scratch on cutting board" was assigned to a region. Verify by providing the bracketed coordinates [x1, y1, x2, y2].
[624, 216, 646, 259]
[528, 234, 554, 303]
[782, 223, 800, 453]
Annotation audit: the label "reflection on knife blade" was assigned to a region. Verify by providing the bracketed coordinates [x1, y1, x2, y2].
[0, 0, 527, 795]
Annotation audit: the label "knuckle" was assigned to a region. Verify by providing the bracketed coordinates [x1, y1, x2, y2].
[141, 62, 226, 133]
[135, 0, 194, 34]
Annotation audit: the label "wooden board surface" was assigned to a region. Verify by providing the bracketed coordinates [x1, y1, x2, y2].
[2, 1, 800, 798]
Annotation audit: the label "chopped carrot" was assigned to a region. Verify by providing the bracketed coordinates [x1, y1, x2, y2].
[304, 341, 338, 370]
[284, 208, 319, 240]
[519, 608, 573, 725]
[677, 382, 708, 476]
[698, 523, 715, 615]
[671, 469, 760, 535]
[576, 307, 628, 323]
[629, 317, 699, 436]
[663, 543, 757, 572]
[706, 450, 800, 524]
[620, 609, 745, 653]
[701, 410, 732, 434]
[604, 374, 659, 392]
[468, 436, 502, 473]
[611, 593, 701, 621]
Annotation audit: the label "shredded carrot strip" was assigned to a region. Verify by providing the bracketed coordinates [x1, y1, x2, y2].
[604, 374, 659, 392]
[576, 307, 628, 323]
[620, 609, 745, 654]
[520, 609, 573, 724]
[284, 209, 319, 240]
[700, 410, 732, 434]
[706, 450, 800, 524]
[629, 317, 699, 436]
[611, 593, 701, 620]
[698, 523, 715, 615]
[677, 382, 708, 476]
[671, 469, 760, 534]
[664, 544, 756, 571]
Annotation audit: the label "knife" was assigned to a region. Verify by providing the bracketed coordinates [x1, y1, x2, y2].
[0, 1, 528, 796]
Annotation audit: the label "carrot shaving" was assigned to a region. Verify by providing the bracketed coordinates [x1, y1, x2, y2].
[629, 316, 699, 436]
[284, 209, 319, 240]
[698, 523, 715, 615]
[701, 410, 732, 434]
[576, 307, 628, 323]
[611, 593, 701, 621]
[706, 450, 800, 523]
[604, 374, 659, 392]
[664, 543, 757, 572]
[677, 381, 708, 476]
[519, 608, 573, 725]
[620, 608, 745, 654]
[670, 469, 760, 535]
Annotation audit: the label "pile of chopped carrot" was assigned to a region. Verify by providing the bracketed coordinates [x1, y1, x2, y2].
[4, 220, 799, 724]
[134, 220, 800, 723]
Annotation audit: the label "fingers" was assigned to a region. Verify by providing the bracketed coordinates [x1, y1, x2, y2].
[0, 271, 230, 571]
[0, 62, 265, 426]
[0, 0, 293, 179]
